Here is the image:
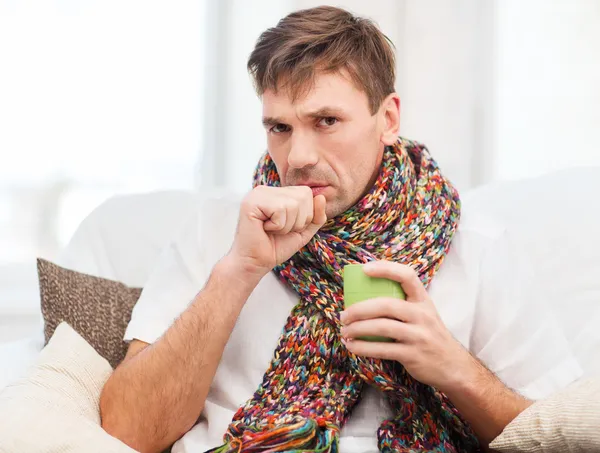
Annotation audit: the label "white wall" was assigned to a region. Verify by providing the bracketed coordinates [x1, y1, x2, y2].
[394, 0, 495, 190]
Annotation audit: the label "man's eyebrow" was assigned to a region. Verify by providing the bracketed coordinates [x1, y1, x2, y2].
[262, 116, 282, 127]
[262, 107, 345, 127]
[306, 107, 345, 118]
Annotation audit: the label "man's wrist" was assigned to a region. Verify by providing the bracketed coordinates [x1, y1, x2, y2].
[439, 347, 490, 398]
[437, 347, 533, 445]
[189, 255, 267, 314]
[214, 253, 269, 290]
[440, 346, 532, 407]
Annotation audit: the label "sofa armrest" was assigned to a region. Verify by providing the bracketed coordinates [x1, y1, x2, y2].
[0, 333, 45, 391]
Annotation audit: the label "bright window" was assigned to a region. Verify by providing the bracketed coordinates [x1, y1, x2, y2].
[0, 0, 205, 315]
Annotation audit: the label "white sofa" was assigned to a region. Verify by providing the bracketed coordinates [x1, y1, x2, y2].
[1, 168, 600, 390]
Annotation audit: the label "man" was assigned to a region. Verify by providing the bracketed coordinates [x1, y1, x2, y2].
[100, 6, 581, 453]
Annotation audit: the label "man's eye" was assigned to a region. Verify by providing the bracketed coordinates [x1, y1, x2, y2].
[318, 117, 338, 127]
[271, 124, 290, 133]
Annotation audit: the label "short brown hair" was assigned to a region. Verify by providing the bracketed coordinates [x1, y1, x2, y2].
[247, 6, 396, 114]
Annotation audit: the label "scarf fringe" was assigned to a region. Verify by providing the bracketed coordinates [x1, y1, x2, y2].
[206, 419, 338, 453]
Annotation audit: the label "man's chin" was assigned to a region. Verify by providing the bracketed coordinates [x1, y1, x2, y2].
[325, 201, 351, 220]
[326, 192, 370, 220]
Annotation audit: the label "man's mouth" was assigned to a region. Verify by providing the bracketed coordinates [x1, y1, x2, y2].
[309, 185, 329, 196]
[293, 181, 330, 195]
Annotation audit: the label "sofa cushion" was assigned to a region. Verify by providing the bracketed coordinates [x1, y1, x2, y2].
[38, 258, 142, 368]
[0, 322, 136, 453]
[490, 377, 600, 452]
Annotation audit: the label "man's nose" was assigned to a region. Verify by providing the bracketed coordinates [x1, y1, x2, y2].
[287, 133, 319, 169]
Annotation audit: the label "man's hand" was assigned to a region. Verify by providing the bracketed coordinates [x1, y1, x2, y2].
[340, 260, 473, 392]
[229, 186, 327, 277]
[340, 260, 532, 447]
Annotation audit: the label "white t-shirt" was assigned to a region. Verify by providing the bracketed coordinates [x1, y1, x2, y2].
[124, 194, 583, 453]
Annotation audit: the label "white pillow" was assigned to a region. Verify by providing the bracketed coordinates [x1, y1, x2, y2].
[0, 322, 137, 453]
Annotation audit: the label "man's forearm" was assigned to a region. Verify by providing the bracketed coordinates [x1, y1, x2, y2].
[100, 255, 263, 453]
[441, 354, 532, 449]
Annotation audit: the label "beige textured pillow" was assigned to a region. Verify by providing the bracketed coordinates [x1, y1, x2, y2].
[0, 322, 137, 453]
[37, 258, 142, 368]
[490, 378, 600, 452]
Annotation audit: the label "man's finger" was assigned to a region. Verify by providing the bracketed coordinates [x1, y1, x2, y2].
[301, 195, 327, 239]
[263, 209, 287, 232]
[362, 260, 428, 302]
[341, 297, 416, 325]
[343, 338, 409, 363]
[294, 193, 314, 232]
[340, 318, 417, 343]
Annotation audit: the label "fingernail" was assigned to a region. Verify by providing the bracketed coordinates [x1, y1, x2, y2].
[339, 312, 347, 325]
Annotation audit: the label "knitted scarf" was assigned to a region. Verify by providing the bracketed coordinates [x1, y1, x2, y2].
[208, 137, 481, 453]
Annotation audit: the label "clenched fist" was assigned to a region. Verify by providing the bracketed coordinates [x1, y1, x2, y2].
[227, 185, 327, 278]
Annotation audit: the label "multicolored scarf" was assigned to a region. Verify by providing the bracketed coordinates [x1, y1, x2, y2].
[209, 137, 481, 452]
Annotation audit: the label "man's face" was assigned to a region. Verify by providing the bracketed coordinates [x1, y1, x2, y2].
[262, 70, 399, 219]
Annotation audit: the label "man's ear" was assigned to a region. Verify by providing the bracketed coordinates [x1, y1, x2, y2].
[380, 93, 401, 146]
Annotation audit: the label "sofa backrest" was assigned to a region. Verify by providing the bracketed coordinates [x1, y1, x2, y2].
[463, 166, 600, 375]
[58, 190, 198, 287]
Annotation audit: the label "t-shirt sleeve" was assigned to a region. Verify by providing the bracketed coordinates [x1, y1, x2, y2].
[123, 205, 211, 345]
[469, 230, 583, 400]
[124, 194, 242, 345]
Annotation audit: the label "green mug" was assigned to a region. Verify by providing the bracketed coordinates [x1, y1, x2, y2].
[343, 263, 406, 342]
